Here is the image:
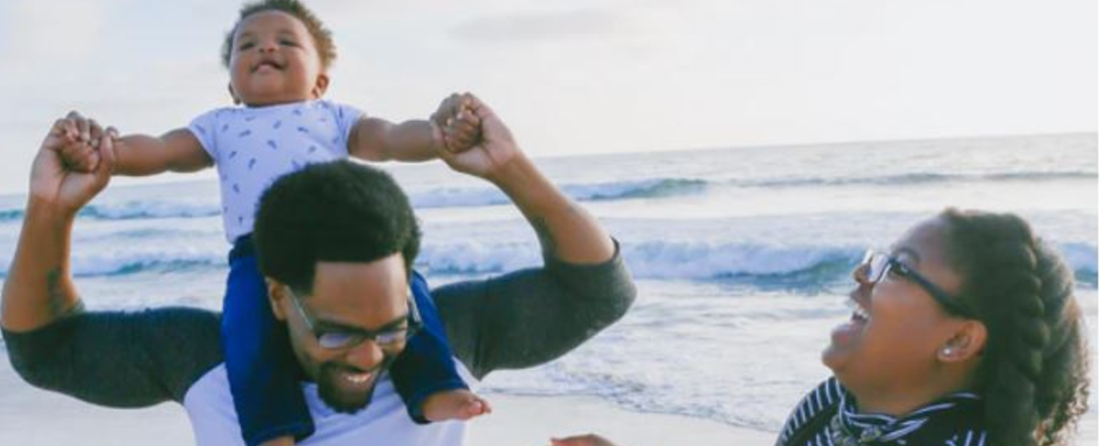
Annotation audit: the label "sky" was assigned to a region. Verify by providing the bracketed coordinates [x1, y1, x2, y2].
[0, 0, 1095, 194]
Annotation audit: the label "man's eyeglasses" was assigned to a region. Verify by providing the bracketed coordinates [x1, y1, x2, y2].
[285, 285, 423, 350]
[859, 250, 976, 318]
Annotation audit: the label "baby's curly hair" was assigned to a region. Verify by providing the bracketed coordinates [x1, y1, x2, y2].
[221, 0, 337, 71]
[942, 209, 1090, 446]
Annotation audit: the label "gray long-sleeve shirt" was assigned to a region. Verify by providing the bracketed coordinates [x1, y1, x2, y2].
[2, 249, 635, 409]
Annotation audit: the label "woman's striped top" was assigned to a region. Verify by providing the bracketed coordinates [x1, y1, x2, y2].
[776, 377, 991, 446]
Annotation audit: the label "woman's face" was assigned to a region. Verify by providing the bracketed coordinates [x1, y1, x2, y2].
[822, 216, 967, 394]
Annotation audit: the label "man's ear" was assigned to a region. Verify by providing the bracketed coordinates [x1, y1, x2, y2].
[266, 278, 289, 321]
[311, 73, 329, 99]
[228, 83, 241, 105]
[938, 320, 988, 363]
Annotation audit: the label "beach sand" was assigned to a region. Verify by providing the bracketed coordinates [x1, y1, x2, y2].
[467, 394, 776, 446]
[1, 384, 1095, 445]
[0, 381, 771, 446]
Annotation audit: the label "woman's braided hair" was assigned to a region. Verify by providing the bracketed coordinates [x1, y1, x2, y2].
[941, 209, 1089, 446]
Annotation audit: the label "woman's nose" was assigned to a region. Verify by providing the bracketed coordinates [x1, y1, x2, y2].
[852, 263, 874, 286]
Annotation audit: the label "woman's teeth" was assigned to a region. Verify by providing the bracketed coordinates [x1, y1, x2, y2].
[852, 306, 870, 322]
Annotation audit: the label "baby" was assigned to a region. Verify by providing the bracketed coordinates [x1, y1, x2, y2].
[56, 1, 487, 445]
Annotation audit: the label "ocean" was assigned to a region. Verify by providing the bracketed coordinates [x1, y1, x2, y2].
[0, 133, 1095, 437]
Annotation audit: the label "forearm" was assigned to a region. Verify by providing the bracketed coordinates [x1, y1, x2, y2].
[487, 154, 614, 264]
[112, 135, 174, 176]
[385, 119, 441, 162]
[0, 199, 80, 332]
[353, 119, 440, 163]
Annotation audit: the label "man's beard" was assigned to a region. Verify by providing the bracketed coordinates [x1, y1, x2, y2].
[317, 354, 397, 414]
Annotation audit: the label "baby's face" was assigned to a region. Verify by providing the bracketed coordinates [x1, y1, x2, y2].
[228, 10, 327, 107]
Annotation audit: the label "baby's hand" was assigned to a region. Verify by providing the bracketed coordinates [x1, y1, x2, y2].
[53, 111, 106, 173]
[442, 104, 482, 153]
[431, 93, 482, 153]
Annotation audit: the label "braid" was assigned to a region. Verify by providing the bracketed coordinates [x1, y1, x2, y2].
[1031, 242, 1090, 446]
[941, 209, 1088, 446]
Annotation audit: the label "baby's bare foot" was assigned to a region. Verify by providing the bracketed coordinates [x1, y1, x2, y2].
[421, 389, 492, 422]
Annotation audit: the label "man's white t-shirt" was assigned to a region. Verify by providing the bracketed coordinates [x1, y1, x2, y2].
[183, 361, 475, 445]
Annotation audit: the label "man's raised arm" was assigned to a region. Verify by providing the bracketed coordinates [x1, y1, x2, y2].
[428, 94, 636, 379]
[2, 121, 221, 406]
[1, 120, 115, 332]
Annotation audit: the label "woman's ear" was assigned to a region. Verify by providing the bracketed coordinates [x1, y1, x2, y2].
[266, 278, 288, 321]
[938, 320, 988, 363]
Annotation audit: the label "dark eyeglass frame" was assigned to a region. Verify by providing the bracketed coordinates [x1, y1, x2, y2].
[861, 250, 976, 318]
[285, 285, 423, 350]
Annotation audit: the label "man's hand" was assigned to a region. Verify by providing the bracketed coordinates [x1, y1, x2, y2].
[548, 434, 621, 446]
[31, 115, 117, 216]
[55, 111, 106, 173]
[431, 94, 482, 153]
[433, 93, 520, 181]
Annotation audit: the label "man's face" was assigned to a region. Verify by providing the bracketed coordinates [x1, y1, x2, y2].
[274, 254, 410, 413]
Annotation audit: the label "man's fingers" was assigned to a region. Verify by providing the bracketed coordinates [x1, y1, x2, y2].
[51, 119, 70, 137]
[432, 93, 464, 125]
[450, 130, 479, 150]
[62, 118, 79, 140]
[66, 111, 91, 142]
[452, 118, 479, 136]
[88, 119, 104, 148]
[65, 111, 83, 134]
[463, 94, 497, 123]
[96, 127, 118, 176]
[57, 138, 90, 172]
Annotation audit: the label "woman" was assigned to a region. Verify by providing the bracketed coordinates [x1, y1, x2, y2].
[553, 209, 1089, 446]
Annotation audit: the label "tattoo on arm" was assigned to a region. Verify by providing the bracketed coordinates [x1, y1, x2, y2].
[45, 267, 83, 318]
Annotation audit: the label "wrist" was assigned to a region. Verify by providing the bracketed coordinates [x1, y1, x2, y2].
[485, 153, 570, 215]
[25, 196, 78, 226]
[484, 151, 534, 187]
[428, 120, 446, 153]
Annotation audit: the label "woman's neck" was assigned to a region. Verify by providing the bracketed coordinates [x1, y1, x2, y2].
[848, 376, 974, 417]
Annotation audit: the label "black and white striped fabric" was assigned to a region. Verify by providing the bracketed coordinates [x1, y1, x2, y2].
[776, 377, 991, 446]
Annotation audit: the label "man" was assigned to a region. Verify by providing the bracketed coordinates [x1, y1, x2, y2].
[1, 94, 636, 445]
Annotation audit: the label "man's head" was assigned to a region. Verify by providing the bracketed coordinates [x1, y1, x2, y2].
[253, 160, 421, 412]
[221, 0, 337, 106]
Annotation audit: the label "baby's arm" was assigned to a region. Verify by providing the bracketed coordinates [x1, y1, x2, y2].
[112, 129, 212, 176]
[55, 112, 212, 176]
[348, 99, 482, 163]
[347, 117, 442, 163]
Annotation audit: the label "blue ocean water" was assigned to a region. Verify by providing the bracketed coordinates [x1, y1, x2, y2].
[0, 133, 1095, 432]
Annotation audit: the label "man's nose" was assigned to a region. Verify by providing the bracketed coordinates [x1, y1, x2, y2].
[344, 341, 384, 370]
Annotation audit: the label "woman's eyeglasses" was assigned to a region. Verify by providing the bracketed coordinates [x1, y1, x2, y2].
[860, 250, 975, 318]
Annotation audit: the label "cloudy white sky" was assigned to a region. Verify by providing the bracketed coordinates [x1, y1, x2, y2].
[0, 0, 1095, 194]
